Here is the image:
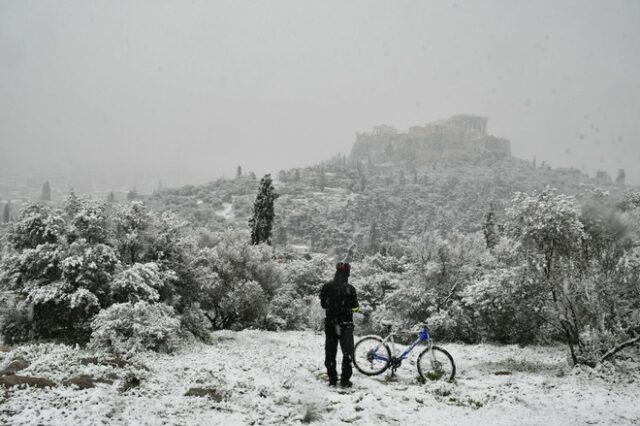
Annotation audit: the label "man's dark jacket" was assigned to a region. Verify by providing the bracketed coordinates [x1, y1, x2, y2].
[320, 278, 359, 324]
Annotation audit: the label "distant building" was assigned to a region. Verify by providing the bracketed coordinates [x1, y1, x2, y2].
[349, 115, 511, 165]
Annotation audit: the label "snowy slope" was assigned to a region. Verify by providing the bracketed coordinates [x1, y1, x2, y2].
[1, 331, 639, 425]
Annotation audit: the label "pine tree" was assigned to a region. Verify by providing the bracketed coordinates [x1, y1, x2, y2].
[368, 222, 381, 254]
[483, 204, 498, 249]
[107, 192, 115, 203]
[317, 168, 326, 191]
[237, 165, 242, 178]
[249, 174, 279, 245]
[3, 201, 10, 223]
[40, 181, 51, 202]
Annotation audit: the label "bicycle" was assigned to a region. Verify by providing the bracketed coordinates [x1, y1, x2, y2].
[353, 321, 456, 382]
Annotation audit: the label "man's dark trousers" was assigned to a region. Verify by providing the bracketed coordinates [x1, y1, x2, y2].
[324, 320, 355, 383]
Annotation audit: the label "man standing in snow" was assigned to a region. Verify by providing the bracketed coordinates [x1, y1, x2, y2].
[320, 262, 360, 388]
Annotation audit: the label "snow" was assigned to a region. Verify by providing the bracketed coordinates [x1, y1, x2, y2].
[215, 203, 234, 220]
[1, 331, 639, 425]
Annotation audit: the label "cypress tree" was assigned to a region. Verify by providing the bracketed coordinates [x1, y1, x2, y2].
[317, 168, 326, 191]
[483, 204, 498, 249]
[249, 174, 279, 245]
[3, 201, 10, 223]
[40, 181, 51, 202]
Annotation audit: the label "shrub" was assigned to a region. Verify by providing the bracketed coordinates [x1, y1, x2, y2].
[90, 301, 181, 354]
[0, 300, 34, 345]
[180, 303, 212, 342]
[110, 262, 167, 303]
[265, 287, 307, 330]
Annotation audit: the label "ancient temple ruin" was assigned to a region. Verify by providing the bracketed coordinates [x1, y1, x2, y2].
[349, 115, 511, 165]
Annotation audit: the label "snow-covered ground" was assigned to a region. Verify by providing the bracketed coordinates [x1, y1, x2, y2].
[1, 330, 639, 425]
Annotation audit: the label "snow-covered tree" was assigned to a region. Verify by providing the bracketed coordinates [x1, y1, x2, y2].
[114, 202, 153, 264]
[187, 231, 279, 329]
[40, 181, 51, 202]
[482, 205, 498, 249]
[64, 191, 82, 218]
[6, 204, 65, 251]
[3, 201, 10, 224]
[249, 174, 279, 245]
[68, 200, 109, 244]
[110, 262, 167, 304]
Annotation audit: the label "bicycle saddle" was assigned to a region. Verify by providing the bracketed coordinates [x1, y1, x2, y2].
[381, 320, 396, 327]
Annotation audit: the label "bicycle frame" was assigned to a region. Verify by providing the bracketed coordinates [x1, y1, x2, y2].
[370, 328, 431, 363]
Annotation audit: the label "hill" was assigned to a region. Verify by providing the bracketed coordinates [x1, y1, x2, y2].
[148, 116, 633, 256]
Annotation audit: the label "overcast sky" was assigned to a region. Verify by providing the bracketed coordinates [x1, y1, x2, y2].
[1, 0, 639, 184]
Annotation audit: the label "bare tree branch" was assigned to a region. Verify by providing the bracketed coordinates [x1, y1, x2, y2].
[599, 335, 640, 364]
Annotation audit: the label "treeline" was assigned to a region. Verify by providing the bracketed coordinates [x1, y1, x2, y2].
[0, 194, 332, 354]
[149, 155, 629, 257]
[1, 187, 640, 366]
[350, 189, 640, 366]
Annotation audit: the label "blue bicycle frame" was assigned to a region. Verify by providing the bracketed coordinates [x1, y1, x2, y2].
[371, 327, 431, 363]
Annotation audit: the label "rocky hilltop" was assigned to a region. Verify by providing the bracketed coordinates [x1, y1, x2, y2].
[349, 115, 511, 165]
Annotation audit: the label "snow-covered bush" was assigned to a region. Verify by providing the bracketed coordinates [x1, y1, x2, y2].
[278, 255, 331, 298]
[219, 280, 267, 330]
[90, 301, 181, 354]
[265, 286, 308, 330]
[463, 265, 545, 344]
[0, 201, 194, 347]
[187, 231, 279, 329]
[110, 262, 167, 303]
[350, 254, 408, 333]
[0, 296, 33, 344]
[180, 303, 212, 342]
[501, 190, 640, 364]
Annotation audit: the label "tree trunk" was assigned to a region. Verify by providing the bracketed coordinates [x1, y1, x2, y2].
[599, 335, 640, 364]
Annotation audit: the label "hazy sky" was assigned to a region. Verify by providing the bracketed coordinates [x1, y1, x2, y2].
[1, 0, 639, 184]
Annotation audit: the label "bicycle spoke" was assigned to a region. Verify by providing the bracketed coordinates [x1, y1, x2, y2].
[353, 336, 390, 376]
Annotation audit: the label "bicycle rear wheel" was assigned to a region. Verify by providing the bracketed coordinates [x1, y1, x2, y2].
[353, 336, 391, 376]
[417, 346, 456, 382]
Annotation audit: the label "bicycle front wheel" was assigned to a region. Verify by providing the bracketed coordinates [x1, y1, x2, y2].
[353, 336, 391, 376]
[417, 346, 456, 382]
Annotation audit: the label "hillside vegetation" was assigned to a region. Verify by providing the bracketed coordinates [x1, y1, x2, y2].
[149, 152, 631, 257]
